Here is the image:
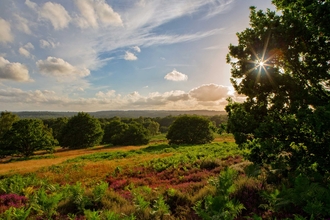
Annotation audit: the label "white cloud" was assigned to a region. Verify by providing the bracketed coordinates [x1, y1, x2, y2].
[164, 69, 188, 81]
[25, 0, 38, 10]
[189, 84, 230, 101]
[74, 0, 122, 28]
[96, 90, 116, 98]
[14, 14, 32, 35]
[24, 42, 34, 50]
[19, 47, 31, 58]
[39, 39, 57, 49]
[19, 43, 35, 58]
[39, 2, 71, 30]
[124, 51, 137, 61]
[0, 57, 31, 82]
[133, 46, 141, 53]
[36, 57, 90, 78]
[203, 0, 234, 19]
[0, 18, 13, 43]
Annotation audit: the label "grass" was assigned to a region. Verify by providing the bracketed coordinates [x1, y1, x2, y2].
[0, 133, 243, 219]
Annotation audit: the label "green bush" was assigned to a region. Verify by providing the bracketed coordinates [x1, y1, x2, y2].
[194, 167, 244, 220]
[166, 115, 214, 145]
[60, 112, 103, 149]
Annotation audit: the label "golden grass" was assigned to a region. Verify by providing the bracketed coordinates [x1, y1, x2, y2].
[0, 145, 144, 175]
[0, 134, 234, 176]
[37, 153, 174, 185]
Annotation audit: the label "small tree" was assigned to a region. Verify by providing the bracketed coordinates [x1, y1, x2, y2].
[102, 120, 129, 144]
[166, 115, 214, 145]
[0, 111, 19, 138]
[1, 119, 56, 157]
[42, 117, 68, 143]
[60, 112, 103, 149]
[146, 121, 160, 136]
[103, 120, 149, 146]
[0, 112, 20, 158]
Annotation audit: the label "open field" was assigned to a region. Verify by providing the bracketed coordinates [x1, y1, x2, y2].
[0, 133, 234, 175]
[0, 134, 250, 219]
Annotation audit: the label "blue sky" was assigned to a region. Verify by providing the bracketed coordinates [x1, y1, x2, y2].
[0, 0, 275, 111]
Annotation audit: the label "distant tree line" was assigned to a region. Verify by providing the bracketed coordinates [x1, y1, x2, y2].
[0, 111, 227, 158]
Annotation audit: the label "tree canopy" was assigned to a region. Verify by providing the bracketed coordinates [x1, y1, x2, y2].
[1, 119, 56, 157]
[166, 115, 214, 145]
[0, 111, 19, 138]
[59, 112, 103, 149]
[226, 0, 330, 175]
[103, 120, 149, 146]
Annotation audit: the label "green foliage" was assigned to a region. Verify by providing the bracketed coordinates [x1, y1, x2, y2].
[60, 112, 103, 149]
[102, 120, 128, 144]
[0, 111, 19, 138]
[150, 196, 170, 217]
[30, 187, 63, 218]
[103, 120, 149, 146]
[194, 168, 244, 220]
[1, 206, 31, 220]
[0, 174, 46, 195]
[280, 174, 330, 218]
[63, 182, 91, 212]
[1, 119, 57, 157]
[166, 115, 214, 145]
[42, 117, 68, 143]
[226, 0, 330, 176]
[146, 121, 159, 136]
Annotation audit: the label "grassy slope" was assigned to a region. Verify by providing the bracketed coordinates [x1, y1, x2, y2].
[0, 134, 247, 219]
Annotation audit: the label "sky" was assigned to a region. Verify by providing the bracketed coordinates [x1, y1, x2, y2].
[0, 0, 275, 112]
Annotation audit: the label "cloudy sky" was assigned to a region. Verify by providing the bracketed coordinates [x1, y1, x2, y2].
[0, 0, 275, 111]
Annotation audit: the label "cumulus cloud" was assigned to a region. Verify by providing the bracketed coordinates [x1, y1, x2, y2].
[36, 57, 90, 78]
[14, 14, 32, 35]
[39, 2, 71, 30]
[124, 51, 137, 61]
[0, 57, 31, 82]
[19, 47, 31, 58]
[25, 0, 38, 10]
[0, 18, 13, 43]
[189, 84, 230, 101]
[39, 39, 57, 49]
[164, 69, 188, 81]
[19, 42, 35, 58]
[95, 90, 116, 98]
[74, 0, 122, 28]
[133, 46, 141, 53]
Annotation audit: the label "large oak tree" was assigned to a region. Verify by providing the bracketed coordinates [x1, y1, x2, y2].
[226, 0, 330, 175]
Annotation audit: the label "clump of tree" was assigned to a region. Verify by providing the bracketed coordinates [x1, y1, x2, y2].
[226, 0, 330, 177]
[0, 111, 19, 138]
[166, 115, 214, 145]
[42, 117, 68, 143]
[60, 112, 103, 149]
[1, 119, 57, 157]
[102, 120, 149, 146]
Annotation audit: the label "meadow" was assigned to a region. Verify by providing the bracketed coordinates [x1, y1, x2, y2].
[0, 133, 256, 219]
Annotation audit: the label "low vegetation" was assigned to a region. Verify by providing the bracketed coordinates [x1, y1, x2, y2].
[1, 0, 329, 219]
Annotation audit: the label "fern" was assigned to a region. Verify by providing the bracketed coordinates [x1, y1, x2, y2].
[193, 167, 245, 220]
[1, 207, 31, 220]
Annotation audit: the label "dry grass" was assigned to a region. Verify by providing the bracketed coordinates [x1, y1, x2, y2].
[0, 134, 235, 176]
[0, 145, 144, 175]
[37, 153, 174, 185]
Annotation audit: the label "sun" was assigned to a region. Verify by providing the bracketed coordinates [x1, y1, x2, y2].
[259, 61, 264, 67]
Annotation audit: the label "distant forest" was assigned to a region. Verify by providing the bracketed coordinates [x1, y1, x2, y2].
[10, 110, 226, 119]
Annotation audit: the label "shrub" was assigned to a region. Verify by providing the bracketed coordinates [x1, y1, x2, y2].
[60, 112, 103, 149]
[166, 115, 214, 145]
